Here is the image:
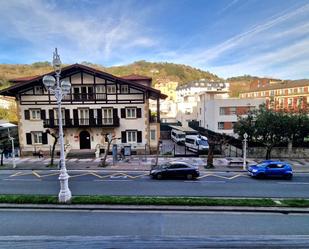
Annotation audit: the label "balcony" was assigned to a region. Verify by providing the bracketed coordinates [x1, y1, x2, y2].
[43, 117, 119, 128]
[62, 93, 107, 101]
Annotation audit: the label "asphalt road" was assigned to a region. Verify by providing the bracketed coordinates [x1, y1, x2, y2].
[0, 209, 309, 248]
[0, 170, 309, 198]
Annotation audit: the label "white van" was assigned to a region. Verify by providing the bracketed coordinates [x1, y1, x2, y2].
[171, 129, 186, 144]
[185, 135, 209, 152]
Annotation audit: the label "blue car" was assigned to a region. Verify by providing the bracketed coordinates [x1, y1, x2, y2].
[248, 160, 293, 179]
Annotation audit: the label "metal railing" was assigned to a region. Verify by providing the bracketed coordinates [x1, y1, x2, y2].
[43, 117, 119, 128]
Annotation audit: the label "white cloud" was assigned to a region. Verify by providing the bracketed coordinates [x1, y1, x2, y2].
[0, 0, 157, 63]
[173, 2, 309, 66]
[208, 38, 309, 79]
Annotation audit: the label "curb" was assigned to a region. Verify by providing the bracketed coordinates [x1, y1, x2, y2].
[1, 203, 309, 213]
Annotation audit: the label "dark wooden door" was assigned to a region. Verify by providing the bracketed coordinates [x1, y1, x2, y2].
[80, 131, 91, 149]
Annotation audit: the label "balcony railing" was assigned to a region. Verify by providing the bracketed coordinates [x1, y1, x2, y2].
[63, 93, 107, 101]
[44, 117, 119, 128]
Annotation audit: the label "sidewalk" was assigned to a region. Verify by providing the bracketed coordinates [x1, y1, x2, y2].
[1, 156, 309, 172]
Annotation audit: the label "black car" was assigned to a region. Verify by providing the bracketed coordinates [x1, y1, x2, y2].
[150, 161, 200, 180]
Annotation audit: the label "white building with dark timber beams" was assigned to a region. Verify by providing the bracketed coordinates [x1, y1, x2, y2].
[0, 64, 167, 156]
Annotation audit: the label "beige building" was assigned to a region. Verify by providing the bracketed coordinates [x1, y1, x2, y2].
[0, 64, 166, 156]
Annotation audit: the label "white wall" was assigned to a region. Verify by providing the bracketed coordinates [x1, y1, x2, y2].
[197, 95, 265, 136]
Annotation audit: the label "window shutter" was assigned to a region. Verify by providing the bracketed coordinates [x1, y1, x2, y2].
[49, 110, 54, 126]
[113, 108, 119, 126]
[121, 108, 126, 118]
[89, 109, 94, 125]
[42, 132, 48, 144]
[65, 109, 71, 126]
[121, 131, 126, 143]
[137, 131, 142, 143]
[24, 110, 30, 120]
[97, 109, 102, 125]
[40, 110, 46, 120]
[26, 133, 32, 145]
[73, 109, 78, 126]
[137, 108, 142, 118]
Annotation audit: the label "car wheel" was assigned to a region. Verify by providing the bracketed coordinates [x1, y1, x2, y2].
[285, 174, 293, 180]
[156, 174, 163, 180]
[186, 174, 193, 180]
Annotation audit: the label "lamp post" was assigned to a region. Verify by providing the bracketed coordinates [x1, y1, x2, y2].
[43, 48, 72, 203]
[243, 132, 248, 170]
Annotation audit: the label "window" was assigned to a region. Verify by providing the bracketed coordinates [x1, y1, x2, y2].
[288, 98, 293, 106]
[126, 108, 136, 118]
[230, 107, 237, 115]
[218, 122, 224, 130]
[73, 87, 80, 100]
[127, 131, 137, 143]
[35, 86, 43, 94]
[288, 88, 293, 94]
[102, 108, 113, 124]
[54, 109, 65, 125]
[32, 132, 43, 144]
[150, 129, 156, 140]
[107, 85, 116, 94]
[121, 85, 129, 93]
[96, 85, 106, 100]
[30, 109, 41, 120]
[79, 109, 89, 125]
[219, 107, 226, 115]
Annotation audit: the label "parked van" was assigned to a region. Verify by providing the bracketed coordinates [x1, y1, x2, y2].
[185, 135, 209, 153]
[171, 129, 186, 144]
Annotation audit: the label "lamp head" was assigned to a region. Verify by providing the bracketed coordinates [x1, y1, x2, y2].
[60, 80, 71, 95]
[244, 133, 248, 139]
[53, 48, 62, 73]
[42, 75, 56, 89]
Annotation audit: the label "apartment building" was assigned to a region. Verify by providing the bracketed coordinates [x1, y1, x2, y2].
[197, 92, 264, 136]
[176, 79, 229, 127]
[240, 80, 309, 111]
[0, 64, 166, 156]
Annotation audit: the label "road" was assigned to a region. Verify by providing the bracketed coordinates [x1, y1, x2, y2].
[0, 170, 309, 198]
[0, 208, 309, 248]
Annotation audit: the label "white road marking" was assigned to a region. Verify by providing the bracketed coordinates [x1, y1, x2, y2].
[94, 179, 132, 182]
[3, 178, 41, 181]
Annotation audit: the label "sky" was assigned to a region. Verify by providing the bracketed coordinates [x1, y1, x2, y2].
[0, 0, 308, 79]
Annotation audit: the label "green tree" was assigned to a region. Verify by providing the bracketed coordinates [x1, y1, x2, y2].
[233, 105, 308, 159]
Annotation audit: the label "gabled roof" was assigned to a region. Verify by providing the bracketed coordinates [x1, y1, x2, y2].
[121, 74, 152, 81]
[9, 75, 41, 83]
[0, 64, 167, 99]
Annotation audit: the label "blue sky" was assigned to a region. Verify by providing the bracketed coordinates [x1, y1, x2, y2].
[0, 0, 308, 79]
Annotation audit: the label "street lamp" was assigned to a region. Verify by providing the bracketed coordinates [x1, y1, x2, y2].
[243, 133, 248, 170]
[43, 48, 72, 203]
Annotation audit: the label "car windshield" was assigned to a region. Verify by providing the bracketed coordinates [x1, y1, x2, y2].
[160, 163, 171, 169]
[256, 163, 269, 167]
[197, 139, 208, 146]
[178, 134, 185, 138]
